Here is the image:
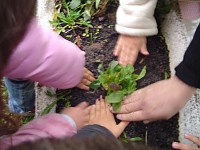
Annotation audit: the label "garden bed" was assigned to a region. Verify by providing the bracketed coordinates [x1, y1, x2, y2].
[55, 1, 178, 149]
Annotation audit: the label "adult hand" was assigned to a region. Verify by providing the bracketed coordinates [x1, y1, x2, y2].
[172, 134, 200, 150]
[61, 101, 91, 130]
[115, 75, 196, 122]
[76, 67, 95, 90]
[114, 35, 149, 66]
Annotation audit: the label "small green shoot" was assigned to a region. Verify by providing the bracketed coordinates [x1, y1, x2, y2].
[41, 90, 71, 115]
[50, 1, 93, 34]
[164, 71, 169, 80]
[90, 61, 146, 112]
[121, 132, 143, 143]
[41, 95, 65, 116]
[21, 113, 35, 125]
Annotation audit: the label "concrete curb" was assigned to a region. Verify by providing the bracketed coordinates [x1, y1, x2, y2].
[35, 0, 56, 117]
[162, 5, 200, 145]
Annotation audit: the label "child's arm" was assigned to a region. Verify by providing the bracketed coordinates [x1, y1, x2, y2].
[114, 0, 158, 65]
[115, 0, 158, 36]
[0, 101, 91, 150]
[0, 114, 77, 150]
[3, 18, 85, 89]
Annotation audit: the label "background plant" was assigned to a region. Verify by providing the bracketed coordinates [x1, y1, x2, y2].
[50, 0, 112, 34]
[50, 0, 93, 34]
[90, 61, 146, 112]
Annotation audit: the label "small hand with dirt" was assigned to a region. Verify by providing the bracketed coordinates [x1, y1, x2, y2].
[172, 134, 200, 150]
[61, 101, 91, 130]
[114, 35, 149, 66]
[89, 96, 129, 137]
[76, 67, 95, 90]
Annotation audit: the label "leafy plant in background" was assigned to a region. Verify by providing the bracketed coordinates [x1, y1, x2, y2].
[50, 0, 93, 34]
[70, 0, 101, 21]
[90, 61, 146, 112]
[50, 0, 107, 34]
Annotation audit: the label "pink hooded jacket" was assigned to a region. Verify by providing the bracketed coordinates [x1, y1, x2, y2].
[0, 17, 84, 149]
[0, 114, 77, 150]
[3, 18, 85, 89]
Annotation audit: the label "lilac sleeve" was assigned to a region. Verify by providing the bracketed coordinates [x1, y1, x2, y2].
[0, 114, 77, 150]
[3, 18, 85, 89]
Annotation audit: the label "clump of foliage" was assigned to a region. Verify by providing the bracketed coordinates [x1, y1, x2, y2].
[50, 0, 111, 34]
[50, 0, 93, 34]
[90, 61, 146, 112]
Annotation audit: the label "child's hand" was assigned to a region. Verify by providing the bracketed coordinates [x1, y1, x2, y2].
[61, 102, 91, 130]
[89, 96, 129, 137]
[76, 67, 95, 90]
[114, 35, 149, 66]
[172, 134, 200, 150]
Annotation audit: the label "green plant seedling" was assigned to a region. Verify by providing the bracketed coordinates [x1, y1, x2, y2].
[121, 132, 143, 143]
[50, 1, 93, 34]
[164, 71, 169, 80]
[90, 61, 146, 112]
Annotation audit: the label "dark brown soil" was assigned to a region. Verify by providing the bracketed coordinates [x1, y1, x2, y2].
[57, 6, 178, 150]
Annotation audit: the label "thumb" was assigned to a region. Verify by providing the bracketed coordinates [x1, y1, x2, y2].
[114, 121, 129, 137]
[118, 121, 129, 130]
[76, 101, 89, 109]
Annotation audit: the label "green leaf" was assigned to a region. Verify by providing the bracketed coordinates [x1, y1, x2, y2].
[107, 91, 124, 103]
[98, 74, 109, 85]
[123, 132, 127, 138]
[69, 0, 81, 9]
[125, 64, 134, 74]
[95, 0, 101, 9]
[112, 102, 121, 112]
[136, 66, 146, 81]
[129, 137, 143, 142]
[109, 60, 118, 69]
[97, 63, 104, 74]
[90, 80, 101, 89]
[164, 71, 169, 79]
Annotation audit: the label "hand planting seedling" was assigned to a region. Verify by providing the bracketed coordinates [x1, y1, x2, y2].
[90, 61, 146, 112]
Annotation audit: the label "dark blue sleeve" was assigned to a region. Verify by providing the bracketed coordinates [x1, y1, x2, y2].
[175, 23, 200, 88]
[73, 125, 115, 138]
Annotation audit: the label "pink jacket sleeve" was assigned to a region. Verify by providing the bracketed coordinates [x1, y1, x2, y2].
[3, 18, 85, 89]
[0, 114, 77, 150]
[179, 1, 200, 19]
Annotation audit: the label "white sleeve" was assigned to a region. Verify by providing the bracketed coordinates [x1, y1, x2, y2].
[115, 0, 158, 36]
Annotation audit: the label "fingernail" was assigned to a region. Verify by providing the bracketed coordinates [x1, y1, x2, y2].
[172, 142, 179, 148]
[184, 133, 190, 138]
[116, 114, 121, 119]
[110, 107, 113, 111]
[143, 121, 150, 124]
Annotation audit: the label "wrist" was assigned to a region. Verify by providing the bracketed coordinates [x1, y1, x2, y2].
[60, 114, 77, 132]
[170, 75, 196, 105]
